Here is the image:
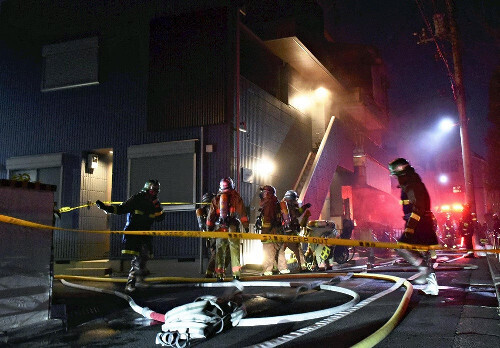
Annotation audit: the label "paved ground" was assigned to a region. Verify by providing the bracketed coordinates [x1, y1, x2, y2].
[2, 251, 499, 347]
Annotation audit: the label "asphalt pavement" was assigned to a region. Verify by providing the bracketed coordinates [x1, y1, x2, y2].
[2, 251, 499, 347]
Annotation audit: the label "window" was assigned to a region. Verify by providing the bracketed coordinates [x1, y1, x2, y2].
[6, 153, 63, 207]
[42, 37, 99, 92]
[127, 141, 197, 211]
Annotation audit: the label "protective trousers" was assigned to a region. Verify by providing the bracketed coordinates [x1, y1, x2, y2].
[262, 242, 287, 273]
[284, 242, 306, 269]
[396, 248, 435, 284]
[206, 239, 231, 277]
[215, 225, 241, 277]
[126, 244, 150, 292]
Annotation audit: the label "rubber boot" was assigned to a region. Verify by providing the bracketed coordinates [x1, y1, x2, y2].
[395, 249, 423, 267]
[414, 266, 431, 284]
[125, 256, 141, 292]
[421, 273, 439, 296]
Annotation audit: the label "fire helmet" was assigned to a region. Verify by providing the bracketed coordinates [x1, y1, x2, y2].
[284, 190, 298, 202]
[259, 185, 276, 199]
[388, 158, 411, 176]
[219, 177, 234, 193]
[202, 192, 215, 203]
[142, 179, 160, 195]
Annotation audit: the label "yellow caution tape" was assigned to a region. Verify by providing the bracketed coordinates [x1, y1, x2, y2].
[57, 201, 209, 213]
[1, 214, 498, 254]
[58, 202, 96, 213]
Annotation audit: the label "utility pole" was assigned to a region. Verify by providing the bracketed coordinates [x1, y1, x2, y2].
[444, 0, 476, 215]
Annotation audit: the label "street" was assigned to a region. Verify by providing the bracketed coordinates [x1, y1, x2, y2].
[5, 251, 499, 348]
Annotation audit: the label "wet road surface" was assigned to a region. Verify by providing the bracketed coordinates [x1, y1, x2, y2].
[5, 252, 500, 347]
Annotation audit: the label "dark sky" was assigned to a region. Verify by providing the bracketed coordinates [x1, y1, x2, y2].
[319, 0, 499, 161]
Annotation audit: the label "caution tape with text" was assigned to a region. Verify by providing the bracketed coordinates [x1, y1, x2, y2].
[1, 214, 498, 254]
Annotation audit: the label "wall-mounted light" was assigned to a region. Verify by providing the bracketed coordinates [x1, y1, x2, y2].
[254, 157, 275, 177]
[314, 86, 329, 100]
[87, 154, 98, 171]
[239, 121, 247, 132]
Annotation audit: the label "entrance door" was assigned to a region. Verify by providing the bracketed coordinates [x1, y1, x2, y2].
[78, 150, 113, 259]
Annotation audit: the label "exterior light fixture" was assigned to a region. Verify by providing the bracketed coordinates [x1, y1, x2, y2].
[314, 87, 329, 100]
[239, 121, 247, 132]
[254, 158, 275, 177]
[87, 154, 98, 171]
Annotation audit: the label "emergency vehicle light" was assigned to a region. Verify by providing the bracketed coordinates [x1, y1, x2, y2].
[441, 205, 451, 212]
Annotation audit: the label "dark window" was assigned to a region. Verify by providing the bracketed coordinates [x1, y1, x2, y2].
[42, 37, 99, 91]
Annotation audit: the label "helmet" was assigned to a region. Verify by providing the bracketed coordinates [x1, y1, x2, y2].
[201, 192, 215, 203]
[284, 190, 298, 202]
[260, 185, 276, 195]
[143, 179, 160, 195]
[388, 158, 410, 176]
[259, 185, 276, 199]
[219, 177, 234, 193]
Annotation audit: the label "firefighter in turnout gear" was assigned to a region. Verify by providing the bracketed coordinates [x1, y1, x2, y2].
[206, 177, 249, 281]
[388, 158, 440, 296]
[459, 204, 476, 258]
[282, 190, 311, 272]
[442, 214, 456, 248]
[196, 192, 230, 277]
[259, 185, 289, 275]
[96, 179, 165, 292]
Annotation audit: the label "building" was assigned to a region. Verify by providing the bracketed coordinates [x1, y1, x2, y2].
[0, 0, 396, 263]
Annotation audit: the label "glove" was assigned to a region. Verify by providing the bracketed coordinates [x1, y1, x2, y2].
[96, 200, 106, 210]
[96, 200, 112, 214]
[303, 203, 311, 210]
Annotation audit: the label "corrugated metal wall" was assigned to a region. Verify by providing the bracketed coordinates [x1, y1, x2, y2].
[239, 77, 312, 221]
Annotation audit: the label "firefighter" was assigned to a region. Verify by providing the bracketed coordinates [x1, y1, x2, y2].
[206, 177, 249, 281]
[388, 158, 439, 296]
[282, 190, 311, 272]
[492, 214, 500, 248]
[443, 214, 456, 248]
[259, 185, 289, 276]
[96, 179, 165, 292]
[340, 217, 355, 240]
[459, 204, 475, 258]
[196, 192, 230, 277]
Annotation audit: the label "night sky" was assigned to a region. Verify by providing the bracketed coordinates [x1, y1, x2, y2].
[319, 0, 499, 161]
